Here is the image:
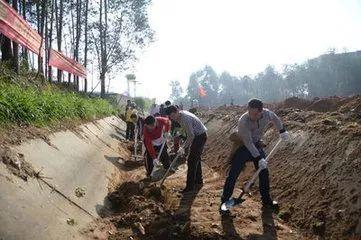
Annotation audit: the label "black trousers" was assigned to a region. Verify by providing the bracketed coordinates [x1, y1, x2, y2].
[221, 145, 272, 204]
[145, 144, 171, 176]
[186, 132, 207, 189]
[126, 121, 135, 140]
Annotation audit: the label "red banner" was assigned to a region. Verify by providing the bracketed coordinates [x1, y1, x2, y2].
[0, 0, 43, 56]
[0, 0, 86, 78]
[198, 86, 206, 97]
[49, 49, 87, 78]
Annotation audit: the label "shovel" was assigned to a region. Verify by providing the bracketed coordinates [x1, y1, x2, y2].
[133, 128, 139, 160]
[131, 128, 144, 162]
[159, 149, 183, 187]
[221, 139, 282, 211]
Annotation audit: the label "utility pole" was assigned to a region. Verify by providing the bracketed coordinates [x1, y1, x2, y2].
[133, 80, 141, 97]
[126, 74, 136, 97]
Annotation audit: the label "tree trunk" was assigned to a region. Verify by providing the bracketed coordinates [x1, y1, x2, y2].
[99, 0, 108, 98]
[99, 0, 105, 98]
[12, 0, 19, 73]
[48, 0, 55, 82]
[100, 72, 106, 98]
[44, 1, 48, 79]
[37, 0, 46, 77]
[21, 0, 28, 69]
[83, 0, 89, 92]
[74, 0, 82, 91]
[55, 0, 63, 82]
[1, 36, 13, 62]
[1, 0, 13, 62]
[68, 2, 75, 86]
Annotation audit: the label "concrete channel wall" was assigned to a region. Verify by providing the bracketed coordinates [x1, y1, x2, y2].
[0, 116, 126, 240]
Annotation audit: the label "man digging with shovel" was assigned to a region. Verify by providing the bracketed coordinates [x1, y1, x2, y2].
[166, 105, 208, 193]
[143, 116, 172, 178]
[220, 98, 290, 215]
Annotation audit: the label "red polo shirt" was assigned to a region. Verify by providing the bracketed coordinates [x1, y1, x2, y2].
[143, 117, 170, 159]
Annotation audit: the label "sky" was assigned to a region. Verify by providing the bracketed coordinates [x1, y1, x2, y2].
[107, 0, 361, 102]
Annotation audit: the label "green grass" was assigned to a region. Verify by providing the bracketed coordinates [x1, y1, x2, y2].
[0, 82, 118, 127]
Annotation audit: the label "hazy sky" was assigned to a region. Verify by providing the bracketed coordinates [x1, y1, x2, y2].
[108, 0, 361, 102]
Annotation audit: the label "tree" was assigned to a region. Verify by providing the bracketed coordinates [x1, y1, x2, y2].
[200, 65, 219, 106]
[12, 0, 19, 73]
[218, 71, 236, 104]
[90, 0, 154, 98]
[21, 0, 29, 69]
[169, 80, 183, 103]
[55, 0, 64, 82]
[47, 0, 55, 82]
[73, 0, 82, 90]
[187, 72, 202, 104]
[83, 0, 89, 92]
[257, 65, 283, 102]
[283, 64, 308, 97]
[187, 65, 219, 106]
[1, 0, 13, 63]
[37, 0, 47, 76]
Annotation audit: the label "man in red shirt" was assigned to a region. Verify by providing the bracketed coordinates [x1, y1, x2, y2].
[143, 115, 171, 177]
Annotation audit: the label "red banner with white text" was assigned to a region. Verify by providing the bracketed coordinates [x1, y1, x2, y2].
[0, 0, 43, 56]
[49, 49, 87, 78]
[0, 0, 87, 78]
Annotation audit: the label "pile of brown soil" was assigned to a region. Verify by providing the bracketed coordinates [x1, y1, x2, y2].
[281, 97, 313, 110]
[200, 96, 361, 239]
[85, 96, 360, 240]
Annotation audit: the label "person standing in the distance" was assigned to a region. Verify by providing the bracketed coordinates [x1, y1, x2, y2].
[125, 103, 138, 140]
[165, 100, 171, 108]
[149, 103, 159, 116]
[159, 104, 166, 117]
[125, 105, 133, 140]
[125, 99, 131, 112]
[166, 105, 207, 193]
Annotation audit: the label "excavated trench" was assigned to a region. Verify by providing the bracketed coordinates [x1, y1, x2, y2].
[83, 115, 312, 240]
[1, 98, 360, 240]
[0, 116, 129, 240]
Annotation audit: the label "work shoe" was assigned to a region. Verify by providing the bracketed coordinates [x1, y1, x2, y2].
[219, 204, 234, 217]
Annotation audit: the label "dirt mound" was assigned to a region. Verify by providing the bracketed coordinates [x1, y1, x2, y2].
[85, 97, 360, 240]
[107, 181, 168, 213]
[86, 149, 304, 240]
[199, 96, 361, 239]
[266, 109, 361, 239]
[306, 96, 341, 112]
[282, 97, 313, 110]
[279, 95, 361, 115]
[339, 95, 361, 114]
[90, 180, 173, 239]
[93, 169, 303, 240]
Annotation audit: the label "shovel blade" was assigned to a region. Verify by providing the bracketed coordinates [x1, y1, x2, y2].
[150, 164, 163, 177]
